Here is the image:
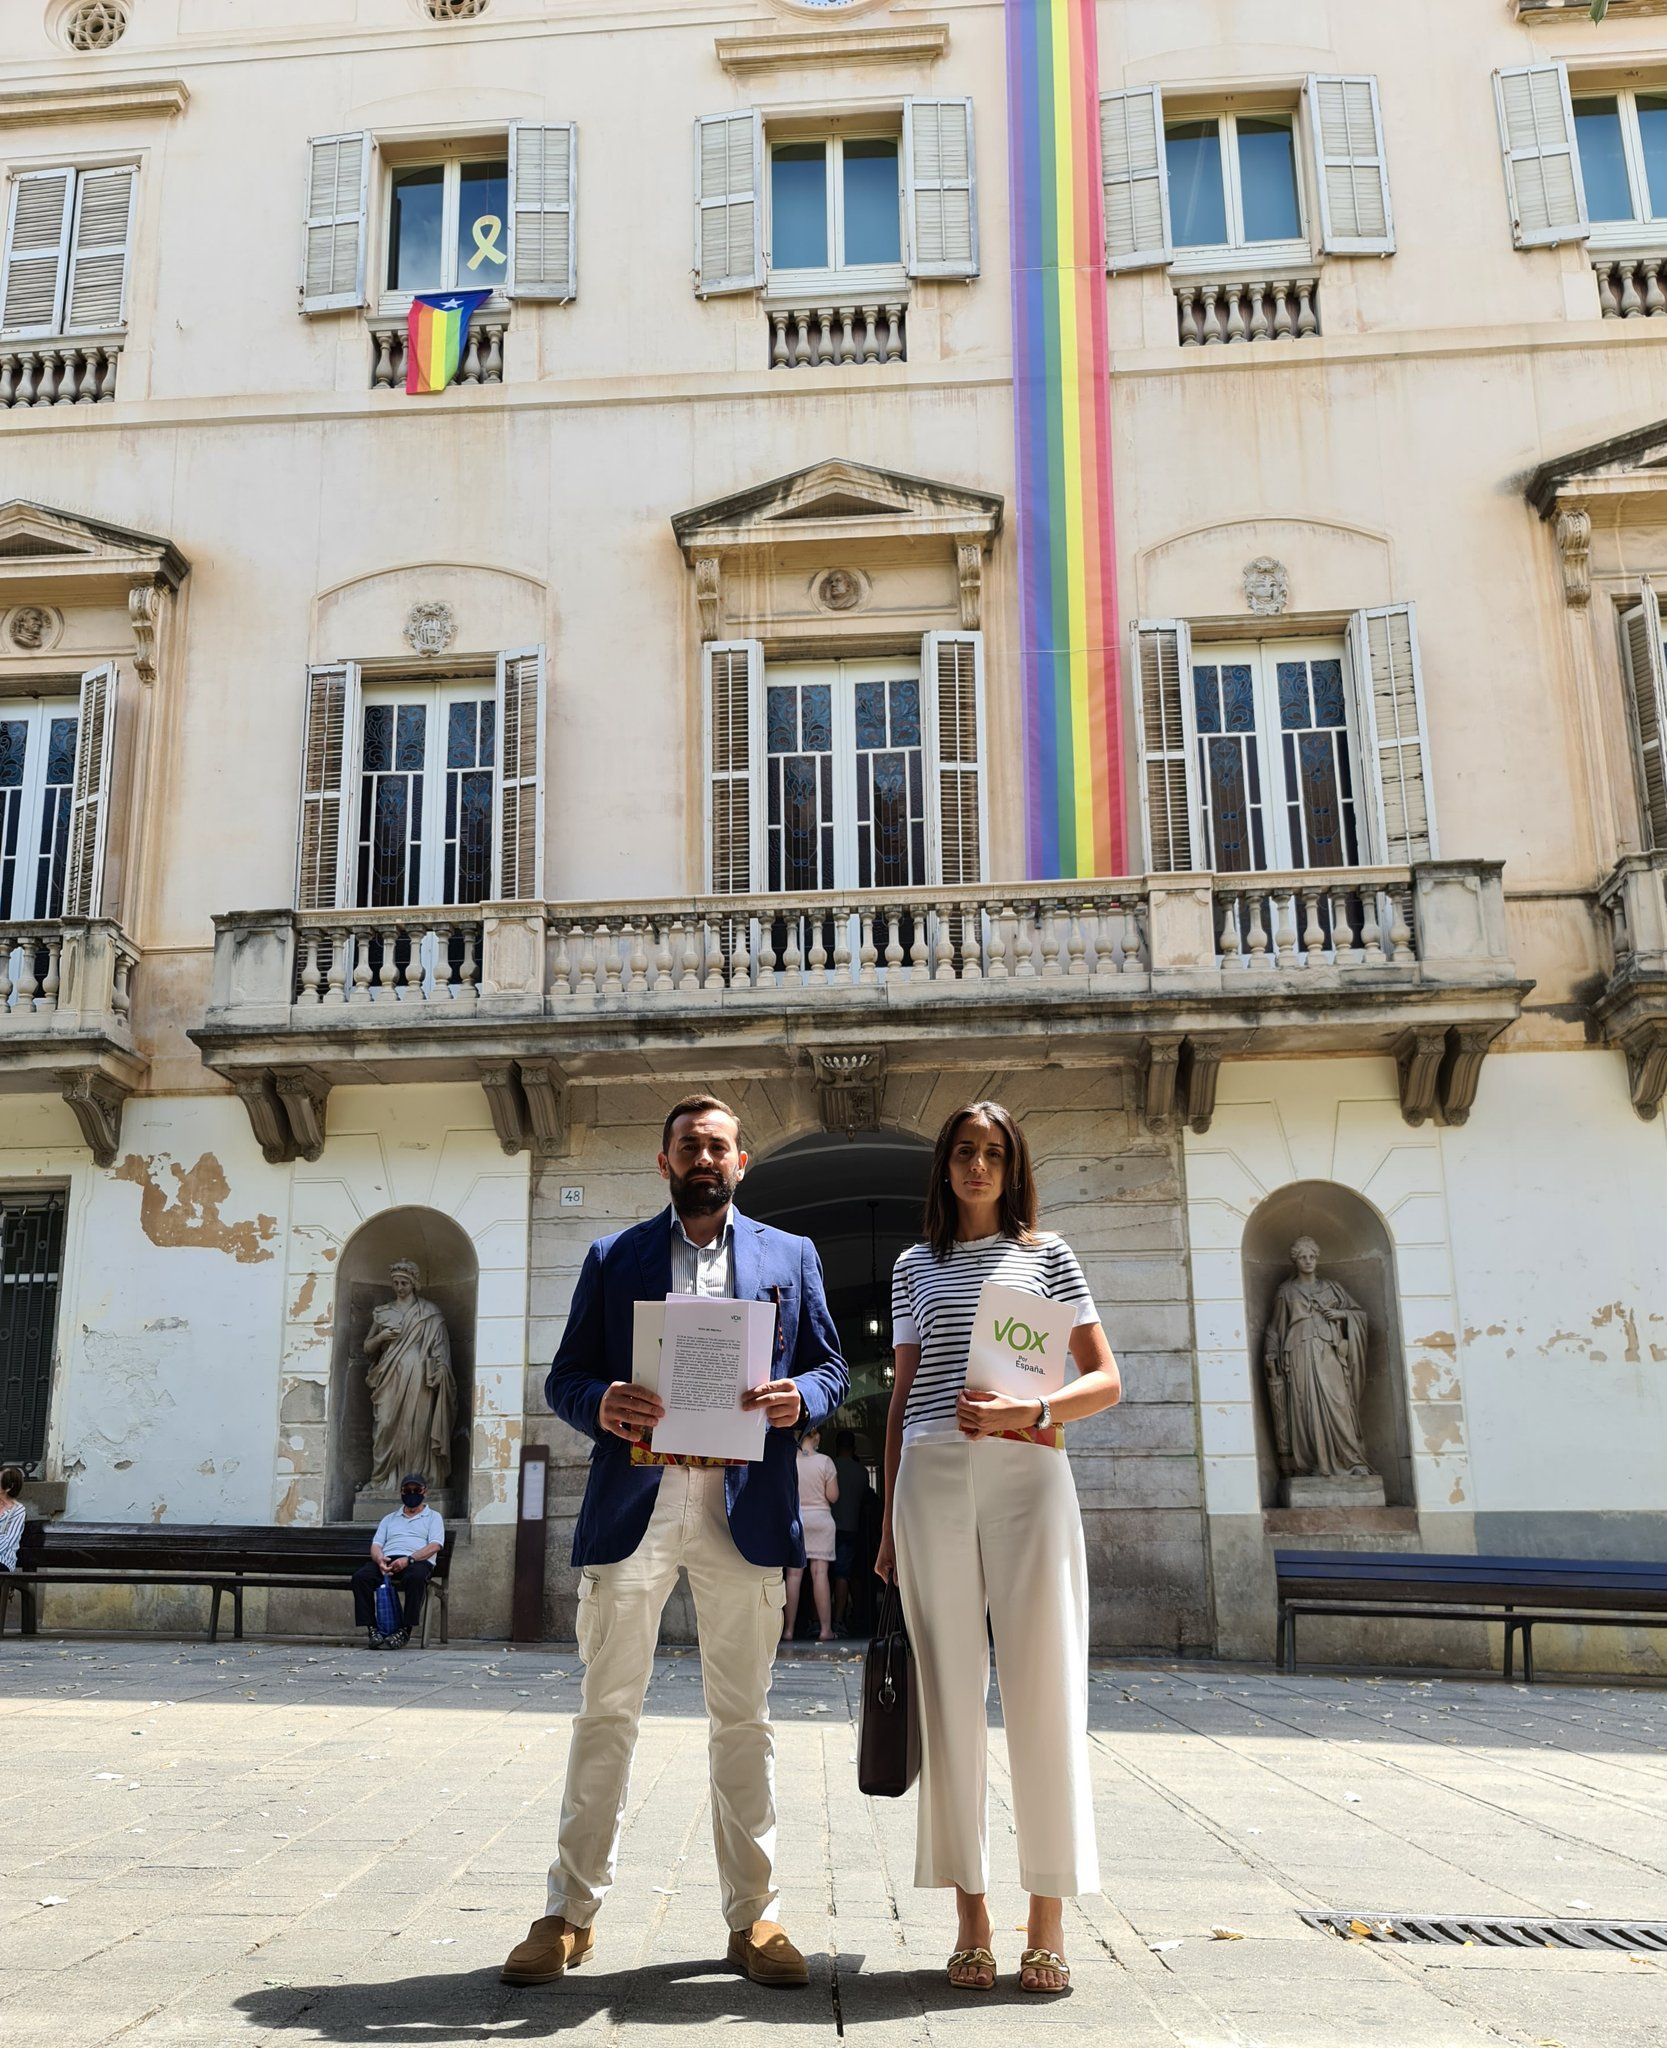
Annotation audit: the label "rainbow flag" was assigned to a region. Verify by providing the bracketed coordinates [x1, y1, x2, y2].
[405, 289, 491, 395]
[1006, 0, 1125, 878]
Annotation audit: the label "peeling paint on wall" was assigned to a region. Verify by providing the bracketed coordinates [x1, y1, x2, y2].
[114, 1153, 279, 1263]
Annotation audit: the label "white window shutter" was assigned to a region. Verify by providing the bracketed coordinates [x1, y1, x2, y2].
[1493, 64, 1588, 249]
[921, 631, 987, 886]
[493, 645, 546, 899]
[1347, 603, 1437, 864]
[1, 169, 75, 336]
[64, 166, 136, 333]
[1305, 75, 1394, 255]
[301, 132, 371, 313]
[1100, 88, 1171, 272]
[694, 112, 763, 296]
[703, 641, 764, 892]
[904, 98, 978, 279]
[509, 123, 576, 302]
[1620, 586, 1667, 850]
[64, 662, 117, 919]
[1131, 620, 1199, 871]
[296, 661, 360, 911]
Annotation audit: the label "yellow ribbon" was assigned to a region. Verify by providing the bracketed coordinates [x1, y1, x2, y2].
[467, 214, 505, 271]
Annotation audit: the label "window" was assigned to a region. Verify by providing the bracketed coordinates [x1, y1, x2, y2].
[1, 165, 135, 337]
[0, 1189, 66, 1476]
[384, 153, 508, 299]
[1619, 588, 1667, 848]
[1574, 89, 1667, 235]
[768, 135, 903, 281]
[765, 662, 925, 892]
[0, 698, 77, 920]
[1166, 113, 1303, 254]
[355, 681, 495, 909]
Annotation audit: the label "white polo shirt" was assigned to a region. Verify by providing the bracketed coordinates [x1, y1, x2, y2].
[373, 1506, 445, 1559]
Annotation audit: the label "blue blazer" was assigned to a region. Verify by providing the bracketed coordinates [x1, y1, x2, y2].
[546, 1206, 849, 1569]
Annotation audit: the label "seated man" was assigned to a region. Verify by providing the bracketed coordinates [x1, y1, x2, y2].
[352, 1473, 444, 1648]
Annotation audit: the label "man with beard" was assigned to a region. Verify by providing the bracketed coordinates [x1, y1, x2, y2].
[503, 1095, 846, 1991]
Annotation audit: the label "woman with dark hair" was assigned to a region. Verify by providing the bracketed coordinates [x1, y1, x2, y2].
[876, 1102, 1122, 1995]
[0, 1466, 25, 1576]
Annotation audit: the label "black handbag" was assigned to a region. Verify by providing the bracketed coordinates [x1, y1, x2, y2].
[857, 1582, 920, 1797]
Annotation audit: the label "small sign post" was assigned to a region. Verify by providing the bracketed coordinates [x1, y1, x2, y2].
[510, 1441, 550, 1645]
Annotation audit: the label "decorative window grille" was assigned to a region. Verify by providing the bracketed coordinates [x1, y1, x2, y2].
[0, 1190, 66, 1477]
[63, 1, 128, 50]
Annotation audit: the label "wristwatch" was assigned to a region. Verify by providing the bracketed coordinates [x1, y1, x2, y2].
[1034, 1395, 1053, 1432]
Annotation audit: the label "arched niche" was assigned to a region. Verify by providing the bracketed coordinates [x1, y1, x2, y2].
[1241, 1181, 1412, 1509]
[326, 1206, 478, 1524]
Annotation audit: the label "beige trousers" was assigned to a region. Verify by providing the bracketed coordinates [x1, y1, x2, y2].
[893, 1435, 1101, 1898]
[548, 1464, 787, 1930]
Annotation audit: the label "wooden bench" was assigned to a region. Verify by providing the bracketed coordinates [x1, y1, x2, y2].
[0, 1522, 456, 1646]
[1275, 1550, 1667, 1682]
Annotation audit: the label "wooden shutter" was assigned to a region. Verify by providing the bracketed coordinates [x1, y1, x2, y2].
[694, 112, 762, 296]
[64, 166, 136, 332]
[63, 663, 117, 919]
[1100, 88, 1171, 272]
[1131, 620, 1199, 871]
[493, 645, 545, 899]
[1348, 604, 1437, 864]
[904, 98, 978, 279]
[1305, 75, 1394, 255]
[1494, 64, 1588, 248]
[703, 641, 763, 892]
[509, 122, 576, 302]
[295, 661, 360, 910]
[301, 132, 370, 313]
[1620, 587, 1667, 850]
[921, 631, 987, 886]
[1, 169, 75, 336]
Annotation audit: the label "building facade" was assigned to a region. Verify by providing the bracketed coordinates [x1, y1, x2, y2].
[2, 0, 1665, 1670]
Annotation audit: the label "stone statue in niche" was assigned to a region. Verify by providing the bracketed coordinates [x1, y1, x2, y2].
[1263, 1236, 1385, 1506]
[362, 1260, 456, 1495]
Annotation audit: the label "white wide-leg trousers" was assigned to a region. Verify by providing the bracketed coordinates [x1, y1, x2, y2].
[893, 1436, 1100, 1898]
[548, 1464, 788, 1930]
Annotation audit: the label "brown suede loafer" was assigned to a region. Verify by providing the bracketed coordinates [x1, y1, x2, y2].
[501, 1914, 595, 1986]
[726, 1919, 809, 1988]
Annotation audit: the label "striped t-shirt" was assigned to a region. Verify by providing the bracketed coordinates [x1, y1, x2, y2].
[891, 1232, 1099, 1444]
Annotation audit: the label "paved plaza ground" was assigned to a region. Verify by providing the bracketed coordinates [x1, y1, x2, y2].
[2, 1638, 1665, 2048]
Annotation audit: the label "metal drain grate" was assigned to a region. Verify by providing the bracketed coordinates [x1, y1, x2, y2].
[1303, 1911, 1667, 1953]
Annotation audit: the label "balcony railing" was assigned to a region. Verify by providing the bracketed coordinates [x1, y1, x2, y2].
[1593, 254, 1667, 320]
[1, 917, 135, 1027]
[767, 301, 906, 369]
[1214, 870, 1416, 970]
[370, 319, 506, 390]
[1175, 275, 1319, 347]
[0, 338, 121, 408]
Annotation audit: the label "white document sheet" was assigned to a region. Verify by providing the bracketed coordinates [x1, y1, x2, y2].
[963, 1281, 1075, 1401]
[637, 1294, 775, 1462]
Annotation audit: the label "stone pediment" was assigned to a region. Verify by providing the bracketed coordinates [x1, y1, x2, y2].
[0, 500, 189, 592]
[1525, 420, 1667, 520]
[672, 459, 1003, 559]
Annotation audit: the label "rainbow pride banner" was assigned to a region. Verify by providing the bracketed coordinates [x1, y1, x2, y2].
[406, 289, 491, 395]
[1006, 0, 1125, 877]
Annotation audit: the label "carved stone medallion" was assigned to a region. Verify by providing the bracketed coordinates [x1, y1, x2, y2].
[1243, 557, 1290, 617]
[404, 599, 457, 656]
[813, 568, 864, 613]
[7, 604, 62, 652]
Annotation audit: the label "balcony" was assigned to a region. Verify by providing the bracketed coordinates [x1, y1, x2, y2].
[193, 862, 1526, 1155]
[369, 318, 506, 390]
[1595, 852, 1667, 1117]
[0, 338, 121, 409]
[1592, 254, 1667, 321]
[766, 300, 907, 369]
[0, 917, 143, 1162]
[1174, 274, 1319, 348]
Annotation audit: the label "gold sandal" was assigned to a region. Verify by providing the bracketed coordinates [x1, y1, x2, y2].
[946, 1945, 997, 1990]
[1019, 1947, 1071, 1994]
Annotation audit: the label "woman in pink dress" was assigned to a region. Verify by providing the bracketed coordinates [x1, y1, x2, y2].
[784, 1428, 839, 1642]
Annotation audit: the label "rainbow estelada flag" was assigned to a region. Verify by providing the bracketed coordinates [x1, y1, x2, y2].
[1006, 0, 1125, 878]
[406, 289, 491, 395]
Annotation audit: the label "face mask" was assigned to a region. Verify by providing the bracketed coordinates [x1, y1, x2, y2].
[401, 1490, 424, 1509]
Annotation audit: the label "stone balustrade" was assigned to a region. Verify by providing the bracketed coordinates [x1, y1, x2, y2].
[767, 301, 906, 368]
[0, 338, 121, 408]
[0, 917, 135, 1027]
[1175, 275, 1319, 347]
[1597, 852, 1667, 976]
[370, 319, 506, 389]
[291, 913, 483, 1003]
[1593, 254, 1667, 320]
[1214, 869, 1417, 970]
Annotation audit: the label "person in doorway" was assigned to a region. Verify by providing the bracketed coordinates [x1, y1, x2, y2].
[502, 1095, 847, 1992]
[351, 1473, 444, 1648]
[829, 1429, 871, 1636]
[0, 1465, 25, 1575]
[876, 1101, 1123, 1996]
[783, 1428, 838, 1643]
